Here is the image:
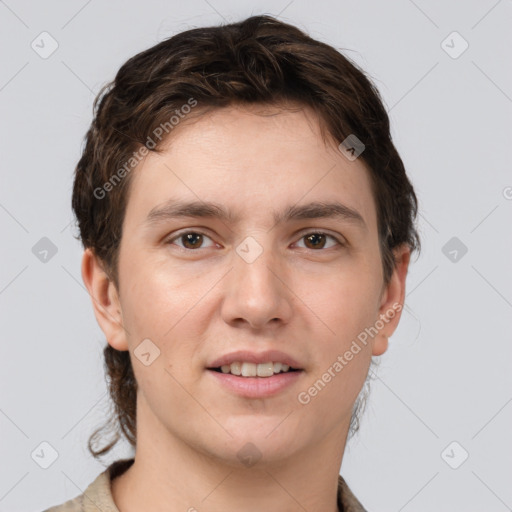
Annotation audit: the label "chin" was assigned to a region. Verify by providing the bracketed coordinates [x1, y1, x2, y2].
[209, 423, 303, 463]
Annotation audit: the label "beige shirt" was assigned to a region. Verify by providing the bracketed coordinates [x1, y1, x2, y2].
[43, 458, 367, 512]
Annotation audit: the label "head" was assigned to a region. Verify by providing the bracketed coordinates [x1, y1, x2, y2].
[73, 15, 420, 461]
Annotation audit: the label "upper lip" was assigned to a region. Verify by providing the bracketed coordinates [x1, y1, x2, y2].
[207, 349, 303, 369]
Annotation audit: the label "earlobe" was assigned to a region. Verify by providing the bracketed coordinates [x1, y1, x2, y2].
[372, 334, 388, 356]
[81, 248, 129, 351]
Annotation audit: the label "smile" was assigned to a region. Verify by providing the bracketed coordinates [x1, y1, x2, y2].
[210, 361, 300, 377]
[207, 366, 303, 398]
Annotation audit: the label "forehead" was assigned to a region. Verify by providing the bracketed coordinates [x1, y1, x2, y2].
[124, 104, 378, 233]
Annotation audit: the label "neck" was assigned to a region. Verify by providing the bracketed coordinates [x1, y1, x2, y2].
[111, 395, 350, 512]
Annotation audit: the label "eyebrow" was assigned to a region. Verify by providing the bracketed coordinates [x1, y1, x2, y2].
[144, 199, 367, 230]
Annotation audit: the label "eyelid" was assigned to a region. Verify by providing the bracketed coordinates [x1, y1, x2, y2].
[165, 229, 217, 249]
[293, 228, 346, 246]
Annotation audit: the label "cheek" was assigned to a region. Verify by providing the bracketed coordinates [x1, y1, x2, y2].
[306, 262, 381, 338]
[303, 262, 379, 391]
[120, 268, 209, 379]
[303, 329, 373, 419]
[119, 255, 197, 339]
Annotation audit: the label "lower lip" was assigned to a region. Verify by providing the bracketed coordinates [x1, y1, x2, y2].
[207, 369, 303, 398]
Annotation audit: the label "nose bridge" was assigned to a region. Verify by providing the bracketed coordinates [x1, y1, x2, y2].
[235, 235, 281, 301]
[222, 234, 292, 327]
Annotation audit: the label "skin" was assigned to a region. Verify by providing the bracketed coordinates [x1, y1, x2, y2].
[82, 103, 410, 512]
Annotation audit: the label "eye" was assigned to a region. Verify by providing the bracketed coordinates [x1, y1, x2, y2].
[294, 232, 343, 250]
[165, 230, 345, 252]
[166, 231, 216, 250]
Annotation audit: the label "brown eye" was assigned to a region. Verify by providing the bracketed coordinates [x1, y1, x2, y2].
[181, 232, 203, 249]
[297, 232, 341, 250]
[167, 231, 215, 250]
[305, 233, 326, 249]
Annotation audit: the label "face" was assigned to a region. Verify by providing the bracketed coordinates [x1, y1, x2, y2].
[84, 104, 409, 467]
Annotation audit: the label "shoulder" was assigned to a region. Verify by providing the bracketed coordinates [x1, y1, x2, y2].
[338, 474, 368, 512]
[40, 459, 134, 512]
[42, 494, 84, 512]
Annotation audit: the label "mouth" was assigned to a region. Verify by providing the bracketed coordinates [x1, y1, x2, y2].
[206, 362, 304, 398]
[207, 361, 302, 378]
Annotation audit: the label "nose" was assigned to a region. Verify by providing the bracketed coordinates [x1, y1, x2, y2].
[220, 240, 293, 331]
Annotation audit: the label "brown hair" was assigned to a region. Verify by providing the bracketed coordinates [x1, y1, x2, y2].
[72, 14, 421, 459]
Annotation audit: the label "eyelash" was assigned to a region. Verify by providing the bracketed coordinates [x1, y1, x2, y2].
[165, 230, 345, 252]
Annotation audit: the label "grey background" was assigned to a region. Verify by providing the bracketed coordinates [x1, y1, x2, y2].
[1, 1, 511, 511]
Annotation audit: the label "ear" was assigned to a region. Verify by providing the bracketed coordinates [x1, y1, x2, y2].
[81, 248, 129, 351]
[372, 243, 411, 356]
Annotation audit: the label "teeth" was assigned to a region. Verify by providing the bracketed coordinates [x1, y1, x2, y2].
[230, 362, 241, 375]
[241, 362, 257, 377]
[218, 361, 295, 377]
